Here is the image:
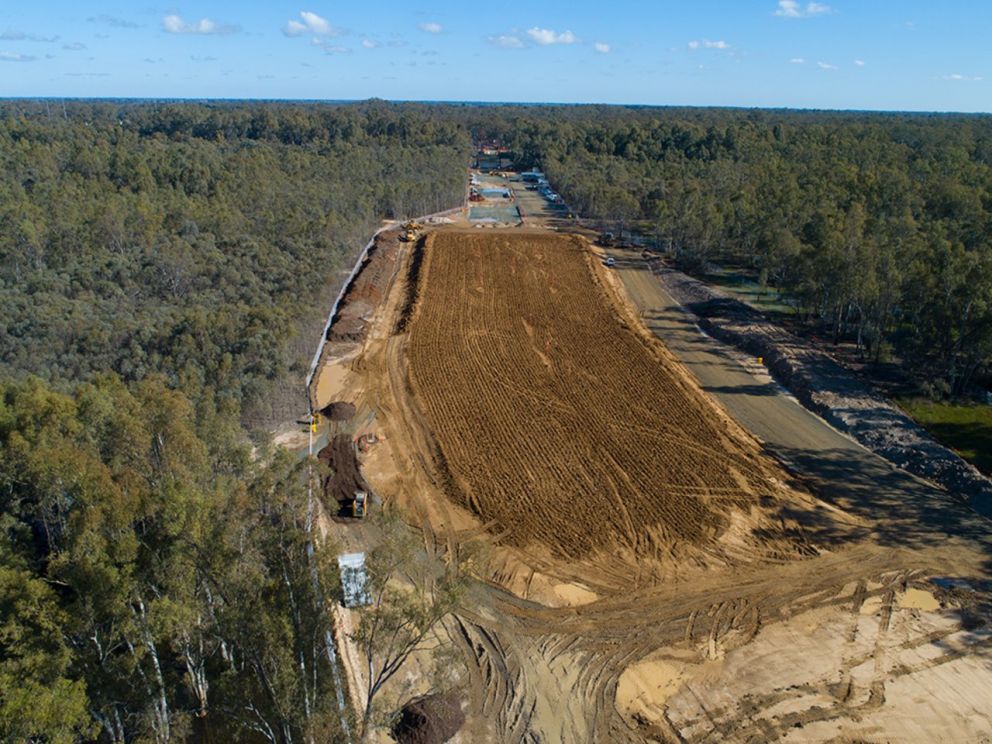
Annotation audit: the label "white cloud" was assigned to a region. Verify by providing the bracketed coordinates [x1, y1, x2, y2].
[0, 51, 36, 61]
[490, 35, 524, 49]
[817, 61, 838, 70]
[527, 27, 577, 45]
[0, 31, 59, 42]
[418, 22, 443, 34]
[775, 1, 831, 17]
[284, 11, 338, 37]
[790, 57, 805, 64]
[311, 38, 349, 54]
[688, 39, 729, 50]
[775, 0, 801, 16]
[942, 73, 983, 81]
[63, 42, 87, 51]
[594, 41, 610, 54]
[162, 15, 237, 35]
[300, 11, 331, 35]
[854, 59, 865, 67]
[88, 14, 139, 29]
[362, 39, 379, 49]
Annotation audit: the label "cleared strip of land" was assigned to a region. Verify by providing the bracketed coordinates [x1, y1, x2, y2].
[405, 231, 813, 561]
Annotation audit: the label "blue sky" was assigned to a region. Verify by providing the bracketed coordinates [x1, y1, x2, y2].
[0, 1, 988, 111]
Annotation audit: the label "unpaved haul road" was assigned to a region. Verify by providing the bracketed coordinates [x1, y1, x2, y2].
[608, 250, 992, 556]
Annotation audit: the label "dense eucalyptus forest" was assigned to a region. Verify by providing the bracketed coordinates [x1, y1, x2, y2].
[0, 101, 468, 743]
[2, 101, 991, 742]
[470, 106, 992, 397]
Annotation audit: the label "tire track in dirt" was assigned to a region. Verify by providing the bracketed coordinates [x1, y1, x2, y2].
[403, 231, 832, 572]
[348, 227, 992, 742]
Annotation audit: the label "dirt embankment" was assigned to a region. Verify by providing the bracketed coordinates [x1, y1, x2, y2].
[401, 231, 826, 571]
[326, 229, 404, 344]
[309, 229, 407, 411]
[652, 262, 992, 514]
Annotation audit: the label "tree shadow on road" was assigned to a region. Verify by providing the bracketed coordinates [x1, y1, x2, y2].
[764, 443, 992, 566]
[703, 382, 780, 397]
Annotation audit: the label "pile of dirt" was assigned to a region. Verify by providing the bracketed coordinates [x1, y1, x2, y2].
[327, 230, 403, 344]
[651, 261, 992, 514]
[403, 231, 818, 564]
[317, 434, 367, 513]
[321, 400, 356, 421]
[391, 692, 465, 744]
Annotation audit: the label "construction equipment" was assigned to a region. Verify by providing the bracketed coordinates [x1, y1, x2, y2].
[400, 220, 422, 242]
[351, 491, 368, 518]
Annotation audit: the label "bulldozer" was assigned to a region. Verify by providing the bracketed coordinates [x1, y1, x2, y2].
[400, 221, 422, 242]
[352, 491, 368, 518]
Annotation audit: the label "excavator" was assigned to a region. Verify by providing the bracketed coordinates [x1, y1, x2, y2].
[400, 220, 422, 242]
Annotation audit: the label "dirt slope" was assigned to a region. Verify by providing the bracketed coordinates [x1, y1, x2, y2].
[403, 231, 822, 568]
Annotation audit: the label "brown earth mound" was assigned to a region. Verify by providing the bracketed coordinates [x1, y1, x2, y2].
[317, 434, 367, 513]
[321, 400, 357, 421]
[391, 692, 465, 744]
[403, 231, 815, 561]
[328, 230, 403, 344]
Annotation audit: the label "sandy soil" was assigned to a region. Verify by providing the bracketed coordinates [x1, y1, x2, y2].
[313, 349, 360, 411]
[401, 230, 827, 581]
[658, 577, 992, 742]
[306, 221, 992, 743]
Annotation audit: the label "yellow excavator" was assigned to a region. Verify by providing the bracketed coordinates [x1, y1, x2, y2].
[400, 220, 422, 242]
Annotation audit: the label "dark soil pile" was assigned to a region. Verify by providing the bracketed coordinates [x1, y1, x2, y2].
[317, 434, 367, 513]
[321, 401, 356, 421]
[391, 693, 465, 744]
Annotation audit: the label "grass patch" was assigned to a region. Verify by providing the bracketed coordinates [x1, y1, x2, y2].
[702, 266, 796, 318]
[898, 399, 992, 475]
